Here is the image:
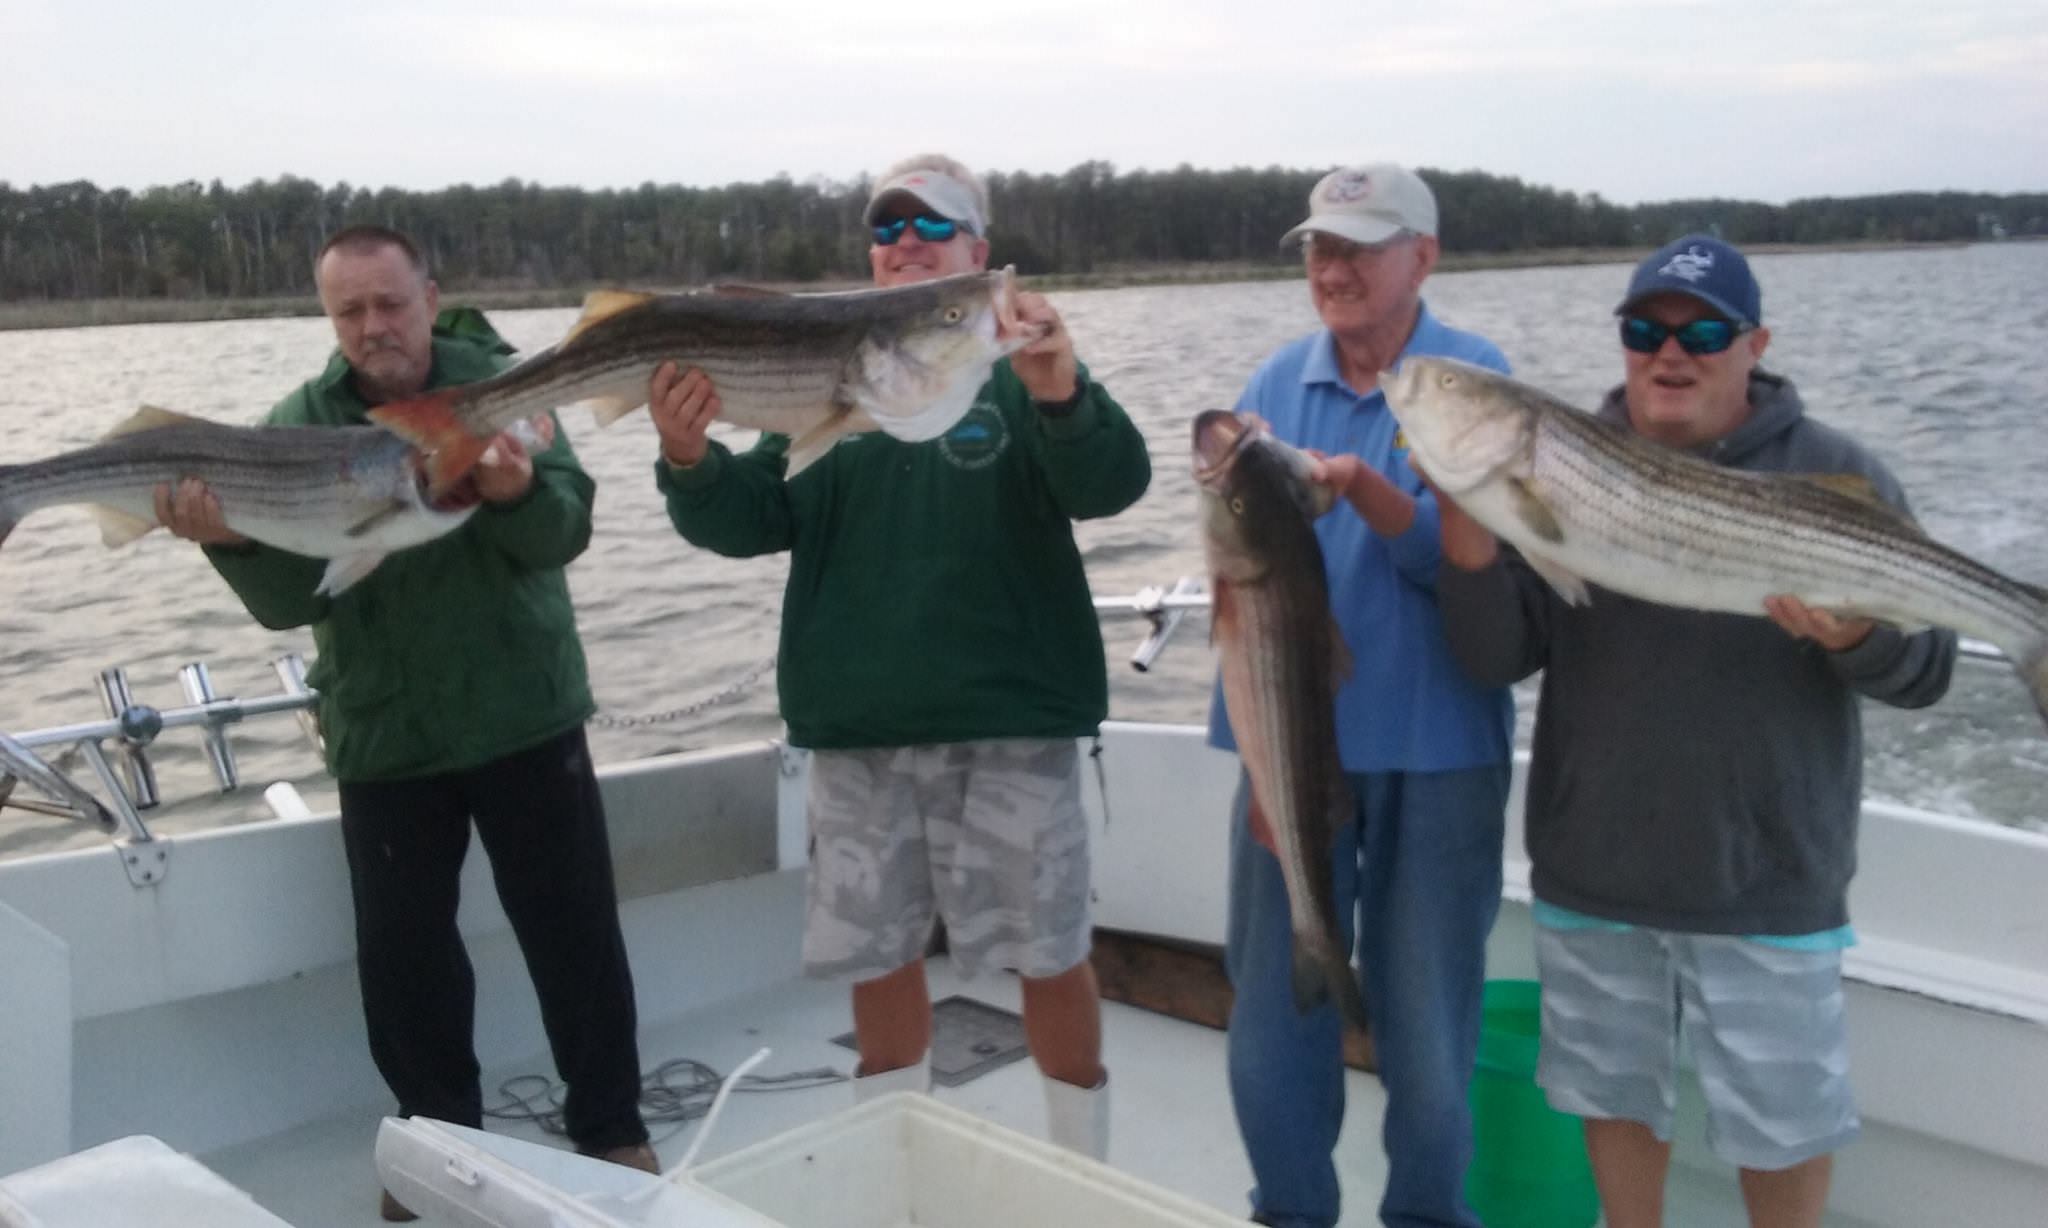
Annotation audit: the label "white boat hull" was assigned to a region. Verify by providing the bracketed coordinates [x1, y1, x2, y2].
[1, 725, 2044, 1226]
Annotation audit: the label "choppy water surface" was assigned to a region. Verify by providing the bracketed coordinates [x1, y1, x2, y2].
[2, 244, 2044, 856]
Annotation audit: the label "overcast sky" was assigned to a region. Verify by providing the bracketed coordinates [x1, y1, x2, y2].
[5, 0, 2043, 205]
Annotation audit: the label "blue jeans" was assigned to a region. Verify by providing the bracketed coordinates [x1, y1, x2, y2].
[1224, 765, 1509, 1228]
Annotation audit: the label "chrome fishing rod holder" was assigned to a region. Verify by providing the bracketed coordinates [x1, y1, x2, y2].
[180, 662, 240, 793]
[1096, 576, 1211, 673]
[96, 666, 162, 810]
[0, 653, 326, 886]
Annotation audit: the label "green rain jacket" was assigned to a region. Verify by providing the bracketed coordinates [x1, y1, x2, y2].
[658, 361, 1151, 749]
[204, 311, 597, 782]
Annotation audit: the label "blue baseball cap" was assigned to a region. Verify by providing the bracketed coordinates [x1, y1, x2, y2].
[1615, 234, 1761, 326]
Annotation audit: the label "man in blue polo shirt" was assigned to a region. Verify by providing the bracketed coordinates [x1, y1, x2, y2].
[1209, 163, 1515, 1228]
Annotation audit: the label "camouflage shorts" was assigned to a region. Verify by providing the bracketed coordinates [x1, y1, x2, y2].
[801, 738, 1092, 982]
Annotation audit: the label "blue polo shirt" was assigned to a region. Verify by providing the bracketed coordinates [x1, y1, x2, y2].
[1206, 305, 1515, 773]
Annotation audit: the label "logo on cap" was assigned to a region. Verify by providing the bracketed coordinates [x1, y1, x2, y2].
[1658, 245, 1715, 284]
[1324, 170, 1375, 204]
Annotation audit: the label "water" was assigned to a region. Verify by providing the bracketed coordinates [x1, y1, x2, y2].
[3, 244, 2044, 857]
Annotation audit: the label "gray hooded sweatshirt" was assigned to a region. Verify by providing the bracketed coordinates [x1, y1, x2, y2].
[1437, 371, 1956, 935]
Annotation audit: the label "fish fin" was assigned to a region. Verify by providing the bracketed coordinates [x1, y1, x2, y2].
[1796, 473, 1923, 532]
[1524, 551, 1592, 607]
[1208, 578, 1236, 646]
[1507, 478, 1565, 543]
[701, 282, 791, 299]
[100, 404, 208, 441]
[783, 413, 858, 477]
[316, 552, 388, 596]
[578, 394, 647, 428]
[1329, 616, 1354, 683]
[368, 390, 491, 496]
[89, 503, 158, 547]
[562, 289, 657, 346]
[1795, 473, 1885, 506]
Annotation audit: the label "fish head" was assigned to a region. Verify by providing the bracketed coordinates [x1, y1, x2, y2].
[849, 266, 1050, 443]
[1379, 357, 1537, 494]
[1193, 410, 1324, 583]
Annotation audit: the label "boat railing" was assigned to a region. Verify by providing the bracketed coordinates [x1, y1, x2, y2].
[0, 581, 2014, 876]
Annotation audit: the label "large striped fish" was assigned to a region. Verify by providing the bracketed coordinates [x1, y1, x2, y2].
[1382, 357, 2048, 729]
[369, 267, 1044, 493]
[0, 406, 478, 596]
[1194, 410, 1366, 1025]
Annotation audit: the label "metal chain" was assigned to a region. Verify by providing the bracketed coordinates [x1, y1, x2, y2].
[589, 655, 778, 729]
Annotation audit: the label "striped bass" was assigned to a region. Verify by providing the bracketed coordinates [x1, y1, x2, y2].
[1382, 357, 2048, 729]
[1194, 410, 1368, 1026]
[370, 267, 1044, 493]
[0, 406, 477, 596]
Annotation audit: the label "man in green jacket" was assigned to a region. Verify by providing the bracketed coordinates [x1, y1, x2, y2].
[645, 153, 1150, 1162]
[156, 225, 653, 1222]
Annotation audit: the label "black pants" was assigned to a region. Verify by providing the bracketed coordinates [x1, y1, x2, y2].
[337, 726, 648, 1152]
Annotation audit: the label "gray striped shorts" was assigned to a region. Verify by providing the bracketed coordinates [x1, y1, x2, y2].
[800, 738, 1092, 983]
[1534, 923, 1859, 1170]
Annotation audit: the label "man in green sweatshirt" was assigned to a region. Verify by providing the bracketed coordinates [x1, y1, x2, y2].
[645, 153, 1150, 1162]
[156, 225, 654, 1222]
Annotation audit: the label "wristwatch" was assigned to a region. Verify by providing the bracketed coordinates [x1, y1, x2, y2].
[1035, 373, 1089, 418]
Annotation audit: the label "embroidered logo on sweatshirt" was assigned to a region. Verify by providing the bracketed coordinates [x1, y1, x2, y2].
[938, 401, 1009, 471]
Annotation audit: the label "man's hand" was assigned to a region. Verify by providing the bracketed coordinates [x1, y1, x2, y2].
[473, 414, 554, 503]
[649, 362, 721, 468]
[1308, 453, 1415, 537]
[1009, 291, 1080, 405]
[153, 478, 249, 546]
[1764, 595, 1874, 652]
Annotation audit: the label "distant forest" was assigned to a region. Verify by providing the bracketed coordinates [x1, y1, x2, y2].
[3, 163, 2043, 302]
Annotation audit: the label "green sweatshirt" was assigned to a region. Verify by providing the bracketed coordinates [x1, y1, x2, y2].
[204, 315, 598, 782]
[658, 361, 1151, 749]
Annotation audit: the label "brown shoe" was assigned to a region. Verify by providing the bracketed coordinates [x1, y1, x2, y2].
[595, 1141, 660, 1174]
[379, 1188, 419, 1222]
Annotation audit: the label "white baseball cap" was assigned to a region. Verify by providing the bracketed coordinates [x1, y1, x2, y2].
[864, 167, 987, 237]
[1280, 164, 1438, 247]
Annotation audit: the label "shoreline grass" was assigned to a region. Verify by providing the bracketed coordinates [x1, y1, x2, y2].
[0, 239, 1986, 333]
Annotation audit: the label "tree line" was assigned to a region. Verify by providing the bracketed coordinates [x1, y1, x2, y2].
[2, 164, 2042, 302]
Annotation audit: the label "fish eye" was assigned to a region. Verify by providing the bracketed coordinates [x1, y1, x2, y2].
[1230, 496, 1246, 515]
[943, 307, 963, 323]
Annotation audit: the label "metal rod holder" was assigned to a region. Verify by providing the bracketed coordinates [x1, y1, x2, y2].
[95, 666, 161, 810]
[1129, 576, 1206, 673]
[179, 662, 240, 793]
[272, 653, 323, 754]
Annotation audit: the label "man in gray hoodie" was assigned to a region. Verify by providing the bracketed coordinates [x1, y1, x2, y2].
[1432, 235, 1955, 1228]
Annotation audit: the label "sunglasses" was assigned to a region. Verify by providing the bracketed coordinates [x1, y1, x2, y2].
[1619, 315, 1750, 356]
[872, 212, 963, 246]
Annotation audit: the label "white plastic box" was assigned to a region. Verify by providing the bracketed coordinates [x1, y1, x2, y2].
[690, 1092, 1245, 1228]
[377, 1094, 1244, 1228]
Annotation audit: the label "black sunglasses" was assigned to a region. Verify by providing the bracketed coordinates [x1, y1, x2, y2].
[1619, 315, 1750, 356]
[872, 212, 962, 246]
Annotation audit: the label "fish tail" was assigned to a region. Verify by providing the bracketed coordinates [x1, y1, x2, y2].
[2010, 582, 2048, 732]
[0, 468, 17, 549]
[367, 390, 490, 494]
[1290, 931, 1369, 1029]
[2024, 644, 2048, 731]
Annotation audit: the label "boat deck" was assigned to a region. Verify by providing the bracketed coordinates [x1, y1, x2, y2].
[194, 956, 1842, 1228]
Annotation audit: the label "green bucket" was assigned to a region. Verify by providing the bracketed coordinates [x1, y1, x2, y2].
[1466, 979, 1600, 1228]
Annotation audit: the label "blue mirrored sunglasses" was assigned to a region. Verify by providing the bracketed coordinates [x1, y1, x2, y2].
[1619, 315, 1749, 356]
[872, 212, 962, 246]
